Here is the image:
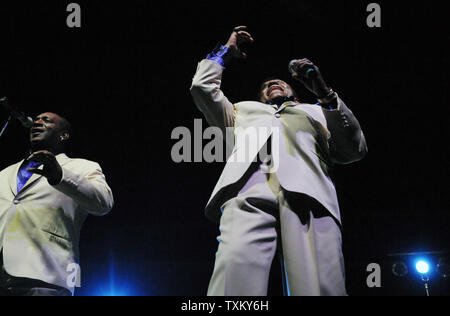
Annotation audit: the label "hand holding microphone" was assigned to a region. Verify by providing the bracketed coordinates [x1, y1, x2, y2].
[288, 58, 332, 99]
[289, 59, 318, 80]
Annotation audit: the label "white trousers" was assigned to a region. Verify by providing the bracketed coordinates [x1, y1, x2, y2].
[207, 166, 347, 296]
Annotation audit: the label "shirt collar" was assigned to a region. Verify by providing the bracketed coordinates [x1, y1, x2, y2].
[265, 95, 296, 106]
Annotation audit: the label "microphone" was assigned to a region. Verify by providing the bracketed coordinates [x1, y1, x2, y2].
[0, 97, 33, 129]
[288, 59, 316, 80]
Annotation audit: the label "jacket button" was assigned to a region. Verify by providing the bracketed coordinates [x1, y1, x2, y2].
[275, 113, 281, 118]
[13, 200, 20, 205]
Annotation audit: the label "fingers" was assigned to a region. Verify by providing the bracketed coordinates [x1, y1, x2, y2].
[291, 73, 301, 82]
[226, 26, 254, 59]
[233, 26, 248, 33]
[27, 150, 55, 164]
[236, 31, 254, 41]
[28, 168, 45, 176]
[291, 58, 319, 82]
[26, 152, 62, 183]
[294, 58, 314, 70]
[234, 26, 254, 59]
[233, 26, 254, 43]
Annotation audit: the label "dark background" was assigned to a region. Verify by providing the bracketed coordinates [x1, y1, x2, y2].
[0, 0, 448, 296]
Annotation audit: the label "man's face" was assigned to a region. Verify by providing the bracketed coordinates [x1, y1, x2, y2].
[259, 79, 296, 103]
[30, 112, 68, 150]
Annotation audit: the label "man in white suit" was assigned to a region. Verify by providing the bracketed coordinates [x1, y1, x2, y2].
[190, 26, 367, 296]
[0, 112, 114, 296]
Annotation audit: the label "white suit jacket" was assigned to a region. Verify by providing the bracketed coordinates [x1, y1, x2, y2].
[190, 59, 367, 223]
[0, 153, 114, 293]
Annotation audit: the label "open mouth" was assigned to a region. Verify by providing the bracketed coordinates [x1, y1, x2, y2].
[31, 128, 45, 136]
[267, 86, 283, 96]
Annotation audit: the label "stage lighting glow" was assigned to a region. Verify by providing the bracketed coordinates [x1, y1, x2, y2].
[90, 276, 134, 296]
[88, 259, 139, 296]
[415, 260, 430, 274]
[97, 288, 130, 296]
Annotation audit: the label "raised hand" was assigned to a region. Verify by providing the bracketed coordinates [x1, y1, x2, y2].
[27, 150, 63, 185]
[225, 26, 255, 59]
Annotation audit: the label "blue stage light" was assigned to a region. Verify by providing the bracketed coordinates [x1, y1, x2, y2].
[415, 260, 430, 274]
[88, 259, 139, 296]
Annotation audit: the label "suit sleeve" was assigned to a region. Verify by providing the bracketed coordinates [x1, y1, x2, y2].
[190, 59, 235, 132]
[322, 96, 368, 164]
[52, 161, 114, 216]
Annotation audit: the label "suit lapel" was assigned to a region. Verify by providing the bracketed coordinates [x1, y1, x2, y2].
[276, 101, 297, 113]
[8, 160, 24, 196]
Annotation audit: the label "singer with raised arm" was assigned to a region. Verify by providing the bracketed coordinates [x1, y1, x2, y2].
[190, 26, 367, 296]
[0, 112, 114, 296]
